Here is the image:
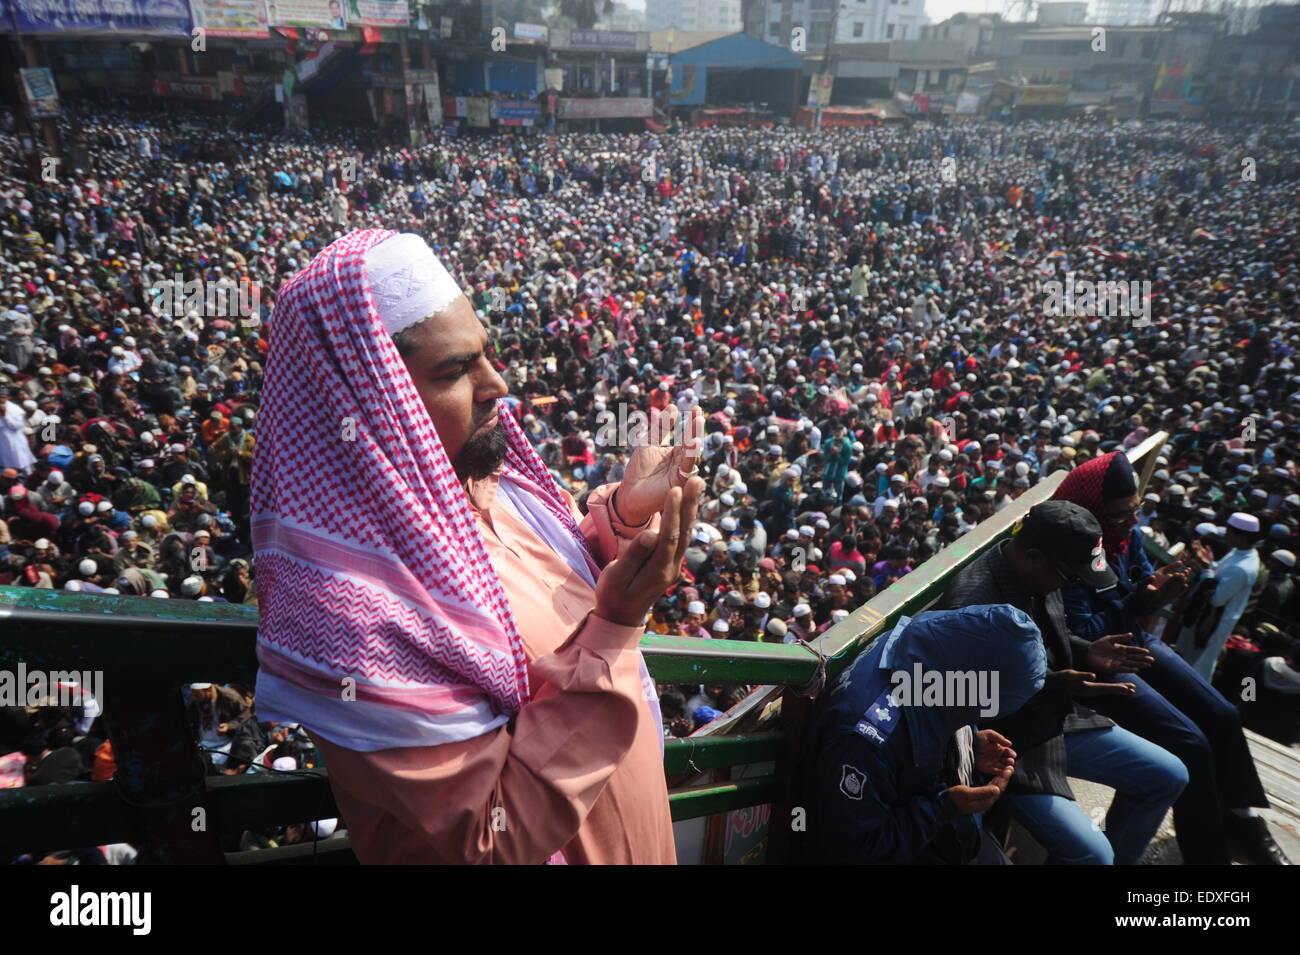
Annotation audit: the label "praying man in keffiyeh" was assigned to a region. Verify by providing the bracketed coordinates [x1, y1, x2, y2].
[250, 229, 704, 864]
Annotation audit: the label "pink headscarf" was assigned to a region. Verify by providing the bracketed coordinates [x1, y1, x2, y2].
[251, 228, 593, 751]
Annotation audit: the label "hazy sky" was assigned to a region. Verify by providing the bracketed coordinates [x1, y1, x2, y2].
[922, 0, 1006, 20]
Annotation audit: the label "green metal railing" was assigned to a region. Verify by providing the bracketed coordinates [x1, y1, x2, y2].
[0, 432, 1169, 863]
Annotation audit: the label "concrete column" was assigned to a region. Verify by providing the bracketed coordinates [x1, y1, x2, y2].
[399, 39, 416, 132]
[19, 35, 60, 162]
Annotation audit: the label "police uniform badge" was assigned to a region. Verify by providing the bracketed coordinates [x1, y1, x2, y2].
[853, 688, 900, 748]
[839, 764, 866, 800]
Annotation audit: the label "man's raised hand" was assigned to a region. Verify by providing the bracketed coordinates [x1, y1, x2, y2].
[612, 405, 704, 527]
[594, 477, 704, 629]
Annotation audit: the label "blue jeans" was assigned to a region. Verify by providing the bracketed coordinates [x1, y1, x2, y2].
[1086, 630, 1266, 863]
[1005, 726, 1188, 865]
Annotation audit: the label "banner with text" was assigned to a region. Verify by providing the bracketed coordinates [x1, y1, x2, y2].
[20, 67, 60, 117]
[7, 0, 191, 34]
[153, 76, 222, 100]
[466, 96, 491, 127]
[266, 0, 344, 29]
[189, 0, 269, 38]
[348, 0, 408, 26]
[558, 96, 652, 119]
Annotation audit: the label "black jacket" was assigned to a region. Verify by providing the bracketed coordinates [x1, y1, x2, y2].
[28, 746, 83, 786]
[941, 541, 1112, 800]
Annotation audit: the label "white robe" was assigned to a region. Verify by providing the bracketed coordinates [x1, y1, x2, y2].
[1177, 547, 1259, 681]
[0, 399, 35, 471]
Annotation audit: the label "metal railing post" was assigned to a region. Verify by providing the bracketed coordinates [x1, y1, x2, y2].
[104, 681, 227, 864]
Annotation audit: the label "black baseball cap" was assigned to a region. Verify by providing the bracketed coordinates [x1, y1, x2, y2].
[1016, 500, 1117, 590]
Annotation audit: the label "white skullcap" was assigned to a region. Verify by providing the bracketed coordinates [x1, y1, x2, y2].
[687, 600, 706, 615]
[1271, 549, 1295, 567]
[753, 592, 771, 609]
[34, 538, 51, 549]
[792, 603, 811, 617]
[149, 589, 170, 598]
[828, 574, 847, 586]
[365, 233, 462, 337]
[78, 558, 97, 576]
[311, 818, 339, 838]
[712, 619, 730, 633]
[272, 756, 298, 772]
[1227, 512, 1260, 534]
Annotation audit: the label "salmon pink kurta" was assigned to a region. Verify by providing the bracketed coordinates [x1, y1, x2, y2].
[308, 478, 677, 864]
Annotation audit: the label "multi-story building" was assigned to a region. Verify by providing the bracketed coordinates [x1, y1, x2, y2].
[605, 2, 649, 31]
[1089, 0, 1158, 25]
[1036, 2, 1089, 24]
[645, 0, 743, 32]
[745, 0, 927, 46]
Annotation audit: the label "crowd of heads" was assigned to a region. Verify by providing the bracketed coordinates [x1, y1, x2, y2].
[3, 99, 1299, 747]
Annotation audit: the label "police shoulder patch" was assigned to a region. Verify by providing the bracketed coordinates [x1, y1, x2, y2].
[852, 688, 900, 747]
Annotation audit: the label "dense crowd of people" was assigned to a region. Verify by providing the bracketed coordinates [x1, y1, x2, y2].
[3, 99, 1299, 862]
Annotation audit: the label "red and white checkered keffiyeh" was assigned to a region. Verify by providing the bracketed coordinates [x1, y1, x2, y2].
[250, 228, 593, 752]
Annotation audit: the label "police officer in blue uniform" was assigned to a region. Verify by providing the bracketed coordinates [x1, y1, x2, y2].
[797, 605, 1046, 864]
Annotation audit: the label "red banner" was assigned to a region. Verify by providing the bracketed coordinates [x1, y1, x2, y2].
[152, 77, 221, 101]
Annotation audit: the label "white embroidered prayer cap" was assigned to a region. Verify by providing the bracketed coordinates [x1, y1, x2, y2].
[364, 233, 464, 337]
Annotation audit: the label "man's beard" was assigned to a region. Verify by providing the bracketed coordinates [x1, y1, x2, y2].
[454, 422, 509, 482]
